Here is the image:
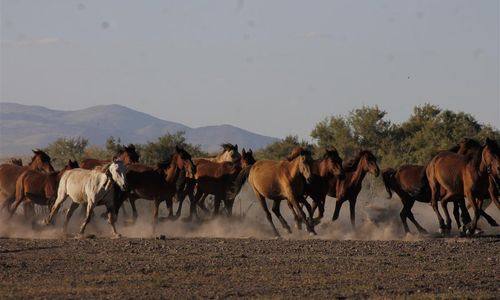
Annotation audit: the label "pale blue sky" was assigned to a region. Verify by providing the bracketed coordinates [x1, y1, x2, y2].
[1, 0, 499, 139]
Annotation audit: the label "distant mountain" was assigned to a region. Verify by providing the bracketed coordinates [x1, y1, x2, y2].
[0, 102, 278, 155]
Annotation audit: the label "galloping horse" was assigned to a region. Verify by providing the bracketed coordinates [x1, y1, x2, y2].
[426, 138, 500, 235]
[80, 144, 140, 169]
[330, 150, 380, 229]
[185, 148, 256, 221]
[302, 148, 345, 221]
[44, 160, 128, 238]
[232, 148, 315, 236]
[9, 160, 79, 219]
[117, 146, 196, 228]
[174, 143, 241, 219]
[382, 138, 499, 234]
[0, 149, 55, 213]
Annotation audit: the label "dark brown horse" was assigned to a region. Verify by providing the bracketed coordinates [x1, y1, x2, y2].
[426, 138, 500, 235]
[117, 146, 195, 229]
[80, 144, 140, 169]
[184, 148, 256, 221]
[230, 148, 315, 236]
[9, 160, 79, 218]
[302, 148, 345, 221]
[0, 149, 55, 214]
[330, 150, 380, 228]
[172, 143, 242, 219]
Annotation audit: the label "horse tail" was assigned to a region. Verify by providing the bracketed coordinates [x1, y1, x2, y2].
[381, 168, 396, 199]
[226, 165, 252, 201]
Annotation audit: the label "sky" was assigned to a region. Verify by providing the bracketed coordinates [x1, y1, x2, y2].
[1, 0, 499, 140]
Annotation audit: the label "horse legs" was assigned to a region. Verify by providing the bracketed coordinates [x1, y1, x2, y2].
[399, 199, 412, 233]
[287, 194, 316, 235]
[8, 195, 25, 219]
[271, 200, 292, 234]
[287, 201, 302, 230]
[78, 202, 95, 236]
[479, 209, 498, 226]
[429, 182, 446, 234]
[106, 205, 120, 237]
[464, 190, 480, 235]
[252, 188, 280, 237]
[45, 193, 68, 225]
[332, 197, 347, 223]
[63, 202, 79, 233]
[348, 199, 356, 229]
[440, 193, 456, 234]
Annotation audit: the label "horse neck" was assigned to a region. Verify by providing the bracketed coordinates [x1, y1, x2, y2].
[314, 159, 329, 178]
[349, 159, 367, 186]
[287, 157, 303, 179]
[164, 162, 179, 183]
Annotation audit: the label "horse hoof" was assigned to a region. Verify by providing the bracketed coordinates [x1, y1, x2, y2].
[308, 231, 317, 236]
[75, 234, 86, 240]
[112, 233, 122, 239]
[474, 229, 484, 235]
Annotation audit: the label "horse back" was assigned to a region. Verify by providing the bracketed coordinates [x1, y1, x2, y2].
[195, 160, 239, 179]
[80, 159, 108, 170]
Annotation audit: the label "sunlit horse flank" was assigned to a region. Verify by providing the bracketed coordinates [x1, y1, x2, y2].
[239, 147, 315, 237]
[44, 160, 128, 238]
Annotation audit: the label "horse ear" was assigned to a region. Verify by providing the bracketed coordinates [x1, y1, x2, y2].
[234, 144, 238, 150]
[175, 145, 181, 153]
[249, 149, 253, 154]
[242, 148, 246, 155]
[67, 159, 72, 165]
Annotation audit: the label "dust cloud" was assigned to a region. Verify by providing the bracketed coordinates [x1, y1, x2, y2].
[1, 178, 499, 240]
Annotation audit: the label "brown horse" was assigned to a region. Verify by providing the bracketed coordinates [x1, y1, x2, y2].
[302, 148, 345, 221]
[382, 138, 499, 234]
[173, 143, 242, 219]
[184, 148, 256, 221]
[330, 150, 380, 228]
[0, 149, 55, 213]
[232, 148, 315, 236]
[116, 146, 195, 229]
[80, 144, 140, 169]
[426, 138, 500, 235]
[9, 160, 79, 218]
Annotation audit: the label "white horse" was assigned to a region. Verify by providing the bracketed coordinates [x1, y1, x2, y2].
[44, 160, 127, 238]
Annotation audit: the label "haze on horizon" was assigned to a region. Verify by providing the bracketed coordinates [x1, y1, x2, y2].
[1, 0, 499, 140]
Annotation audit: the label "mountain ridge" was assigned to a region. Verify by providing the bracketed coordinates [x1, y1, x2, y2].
[0, 102, 278, 155]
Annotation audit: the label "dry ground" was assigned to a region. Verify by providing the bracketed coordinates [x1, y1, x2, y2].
[0, 236, 499, 299]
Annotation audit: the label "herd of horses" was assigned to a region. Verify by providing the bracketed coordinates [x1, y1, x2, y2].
[0, 137, 499, 238]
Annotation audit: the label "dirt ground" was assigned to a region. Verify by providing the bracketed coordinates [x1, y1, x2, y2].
[1, 185, 499, 299]
[0, 235, 498, 299]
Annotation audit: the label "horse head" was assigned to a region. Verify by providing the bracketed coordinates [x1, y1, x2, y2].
[360, 151, 380, 177]
[241, 148, 256, 168]
[107, 159, 128, 191]
[483, 138, 500, 179]
[30, 149, 55, 173]
[323, 148, 345, 179]
[220, 143, 241, 163]
[288, 147, 313, 184]
[175, 145, 196, 178]
[117, 144, 140, 164]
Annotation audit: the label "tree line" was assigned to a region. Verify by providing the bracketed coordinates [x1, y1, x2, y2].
[44, 104, 499, 169]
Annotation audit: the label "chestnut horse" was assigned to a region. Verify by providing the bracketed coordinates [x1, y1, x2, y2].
[232, 148, 315, 236]
[80, 144, 140, 169]
[330, 150, 380, 228]
[9, 160, 79, 218]
[184, 148, 256, 221]
[0, 149, 55, 214]
[116, 146, 195, 229]
[425, 138, 500, 235]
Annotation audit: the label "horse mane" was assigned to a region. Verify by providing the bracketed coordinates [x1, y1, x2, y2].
[10, 158, 23, 166]
[116, 144, 140, 162]
[322, 148, 340, 160]
[485, 138, 500, 154]
[286, 147, 311, 161]
[342, 150, 372, 172]
[30, 149, 51, 163]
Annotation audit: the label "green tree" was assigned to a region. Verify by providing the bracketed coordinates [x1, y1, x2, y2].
[254, 135, 312, 160]
[138, 131, 207, 164]
[44, 136, 88, 168]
